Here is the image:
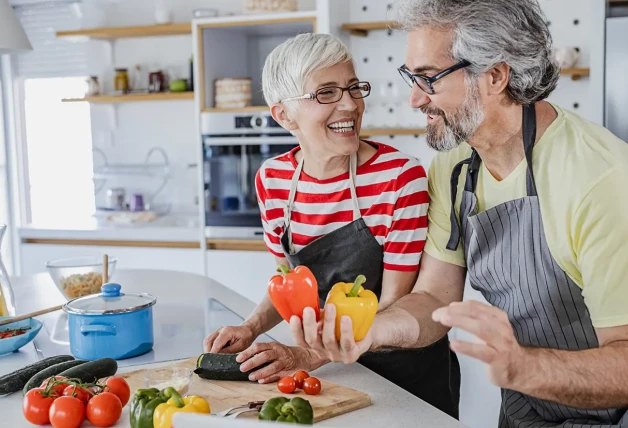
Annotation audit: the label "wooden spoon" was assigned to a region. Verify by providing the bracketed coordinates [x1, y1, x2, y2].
[0, 304, 64, 327]
[103, 254, 109, 284]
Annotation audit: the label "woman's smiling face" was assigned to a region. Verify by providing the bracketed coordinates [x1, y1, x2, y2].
[290, 62, 366, 158]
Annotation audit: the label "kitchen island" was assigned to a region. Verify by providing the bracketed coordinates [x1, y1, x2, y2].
[0, 270, 465, 427]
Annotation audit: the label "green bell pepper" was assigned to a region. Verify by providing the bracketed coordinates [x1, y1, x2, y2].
[130, 387, 180, 428]
[259, 396, 314, 425]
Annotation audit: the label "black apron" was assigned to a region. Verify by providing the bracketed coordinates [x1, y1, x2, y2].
[447, 104, 628, 427]
[281, 150, 460, 419]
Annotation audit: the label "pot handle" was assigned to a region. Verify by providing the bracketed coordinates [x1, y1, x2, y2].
[80, 324, 116, 336]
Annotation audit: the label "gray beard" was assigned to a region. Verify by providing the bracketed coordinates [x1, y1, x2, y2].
[425, 83, 485, 152]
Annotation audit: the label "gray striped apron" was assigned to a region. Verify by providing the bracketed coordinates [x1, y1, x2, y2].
[447, 104, 628, 427]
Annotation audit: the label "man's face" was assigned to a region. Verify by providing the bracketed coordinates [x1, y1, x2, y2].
[405, 27, 485, 151]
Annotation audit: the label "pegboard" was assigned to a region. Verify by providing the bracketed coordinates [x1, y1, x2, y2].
[344, 0, 598, 167]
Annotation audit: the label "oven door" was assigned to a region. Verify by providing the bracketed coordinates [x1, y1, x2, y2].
[203, 143, 297, 236]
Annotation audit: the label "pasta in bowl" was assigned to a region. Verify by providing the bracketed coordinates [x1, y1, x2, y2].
[46, 256, 117, 300]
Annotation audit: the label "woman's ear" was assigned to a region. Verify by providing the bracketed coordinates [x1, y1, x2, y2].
[270, 103, 298, 132]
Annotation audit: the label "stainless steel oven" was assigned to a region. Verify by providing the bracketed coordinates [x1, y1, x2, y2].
[201, 111, 297, 239]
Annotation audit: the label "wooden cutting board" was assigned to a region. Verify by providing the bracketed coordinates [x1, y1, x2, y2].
[118, 357, 371, 424]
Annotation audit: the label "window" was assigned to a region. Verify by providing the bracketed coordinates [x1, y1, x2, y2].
[11, 1, 94, 224]
[22, 77, 94, 223]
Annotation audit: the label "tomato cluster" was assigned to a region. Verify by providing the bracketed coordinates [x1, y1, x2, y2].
[277, 370, 322, 396]
[23, 376, 130, 428]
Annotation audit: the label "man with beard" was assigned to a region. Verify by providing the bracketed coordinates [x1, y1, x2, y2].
[291, 0, 628, 427]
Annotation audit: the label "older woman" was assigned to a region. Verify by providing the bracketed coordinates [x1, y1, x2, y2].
[204, 33, 460, 418]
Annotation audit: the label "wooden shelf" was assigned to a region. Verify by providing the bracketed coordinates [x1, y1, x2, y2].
[57, 23, 191, 41]
[23, 238, 200, 249]
[341, 21, 401, 37]
[202, 106, 270, 113]
[62, 92, 194, 103]
[560, 68, 590, 81]
[206, 239, 266, 252]
[360, 128, 426, 138]
[197, 12, 317, 31]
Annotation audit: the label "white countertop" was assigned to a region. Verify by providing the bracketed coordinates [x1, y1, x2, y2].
[0, 270, 465, 428]
[18, 215, 201, 242]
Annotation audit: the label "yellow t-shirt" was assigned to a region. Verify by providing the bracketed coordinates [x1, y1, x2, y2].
[425, 104, 628, 328]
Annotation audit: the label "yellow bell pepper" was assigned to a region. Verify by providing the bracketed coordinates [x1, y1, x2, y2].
[325, 275, 378, 341]
[153, 392, 210, 428]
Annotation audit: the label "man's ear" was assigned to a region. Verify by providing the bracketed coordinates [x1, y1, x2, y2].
[485, 62, 511, 96]
[270, 103, 298, 132]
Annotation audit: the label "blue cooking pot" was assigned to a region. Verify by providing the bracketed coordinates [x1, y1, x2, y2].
[63, 283, 156, 361]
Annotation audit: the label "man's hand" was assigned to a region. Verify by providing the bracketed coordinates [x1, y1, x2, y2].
[433, 300, 526, 389]
[203, 324, 256, 354]
[290, 305, 372, 364]
[236, 342, 324, 384]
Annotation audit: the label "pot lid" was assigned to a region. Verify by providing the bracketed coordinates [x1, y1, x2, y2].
[63, 283, 156, 315]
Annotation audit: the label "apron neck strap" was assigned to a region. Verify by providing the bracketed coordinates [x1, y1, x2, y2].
[522, 103, 538, 197]
[284, 152, 360, 250]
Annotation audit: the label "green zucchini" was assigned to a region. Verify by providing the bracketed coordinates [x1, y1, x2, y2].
[194, 353, 270, 381]
[58, 358, 117, 383]
[23, 359, 87, 395]
[0, 355, 74, 395]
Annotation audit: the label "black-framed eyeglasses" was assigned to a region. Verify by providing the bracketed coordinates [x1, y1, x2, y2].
[398, 60, 471, 95]
[281, 81, 371, 105]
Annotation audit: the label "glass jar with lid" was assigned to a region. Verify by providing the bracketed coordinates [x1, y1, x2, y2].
[114, 68, 129, 93]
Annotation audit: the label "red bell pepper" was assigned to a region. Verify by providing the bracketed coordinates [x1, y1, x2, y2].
[268, 265, 321, 323]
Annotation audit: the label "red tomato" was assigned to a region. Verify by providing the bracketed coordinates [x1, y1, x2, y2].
[86, 392, 122, 427]
[40, 376, 69, 397]
[49, 396, 85, 428]
[104, 376, 131, 406]
[62, 385, 92, 404]
[23, 388, 55, 425]
[293, 370, 310, 389]
[277, 376, 296, 394]
[303, 377, 322, 395]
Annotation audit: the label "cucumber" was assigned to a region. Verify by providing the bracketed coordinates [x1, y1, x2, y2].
[23, 359, 87, 395]
[0, 355, 74, 395]
[194, 353, 270, 382]
[58, 358, 117, 384]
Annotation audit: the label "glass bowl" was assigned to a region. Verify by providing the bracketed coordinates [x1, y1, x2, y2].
[144, 367, 194, 396]
[46, 256, 117, 300]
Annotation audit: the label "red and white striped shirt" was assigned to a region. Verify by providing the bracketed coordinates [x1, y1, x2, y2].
[255, 142, 429, 271]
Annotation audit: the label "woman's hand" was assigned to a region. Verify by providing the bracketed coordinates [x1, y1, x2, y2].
[203, 324, 257, 354]
[290, 305, 373, 364]
[236, 342, 324, 384]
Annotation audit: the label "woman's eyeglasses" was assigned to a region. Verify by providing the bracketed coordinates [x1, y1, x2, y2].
[281, 82, 371, 105]
[398, 60, 471, 95]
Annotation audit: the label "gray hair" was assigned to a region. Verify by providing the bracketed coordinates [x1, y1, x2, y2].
[394, 0, 560, 104]
[262, 33, 353, 107]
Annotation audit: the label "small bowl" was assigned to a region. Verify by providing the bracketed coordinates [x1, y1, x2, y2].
[144, 367, 194, 396]
[46, 256, 117, 300]
[0, 317, 43, 356]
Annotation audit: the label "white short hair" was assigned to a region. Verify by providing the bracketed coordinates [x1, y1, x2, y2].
[262, 33, 353, 107]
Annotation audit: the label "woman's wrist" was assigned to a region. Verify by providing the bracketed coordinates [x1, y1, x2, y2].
[241, 316, 264, 338]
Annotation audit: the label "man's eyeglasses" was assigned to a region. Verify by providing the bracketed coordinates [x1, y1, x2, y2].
[398, 60, 471, 95]
[281, 82, 371, 105]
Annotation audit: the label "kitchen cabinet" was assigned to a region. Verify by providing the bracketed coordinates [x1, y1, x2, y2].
[20, 243, 204, 276]
[205, 249, 275, 304]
